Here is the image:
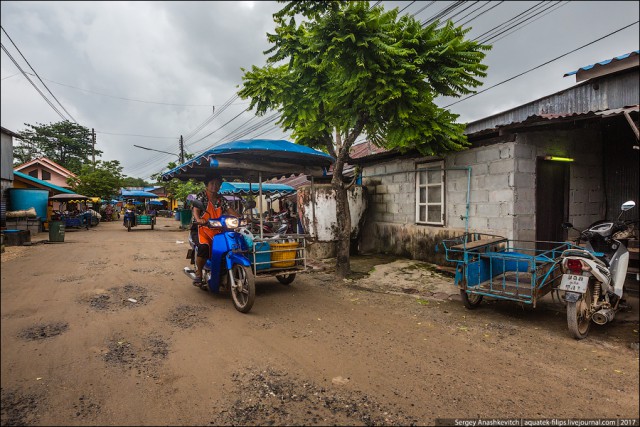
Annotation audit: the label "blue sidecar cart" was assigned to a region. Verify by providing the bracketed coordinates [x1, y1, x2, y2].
[441, 233, 577, 309]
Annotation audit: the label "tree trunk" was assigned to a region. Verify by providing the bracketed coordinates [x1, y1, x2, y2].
[333, 178, 351, 279]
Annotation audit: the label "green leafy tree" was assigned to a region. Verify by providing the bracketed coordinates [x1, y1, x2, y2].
[13, 121, 103, 174]
[122, 176, 153, 188]
[67, 160, 125, 201]
[238, 1, 490, 277]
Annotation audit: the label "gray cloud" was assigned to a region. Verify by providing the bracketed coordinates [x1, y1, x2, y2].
[1, 1, 638, 179]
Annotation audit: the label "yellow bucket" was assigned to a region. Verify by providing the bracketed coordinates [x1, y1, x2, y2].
[270, 242, 299, 267]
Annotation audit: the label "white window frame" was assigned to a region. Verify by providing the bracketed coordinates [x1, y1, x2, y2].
[415, 161, 444, 226]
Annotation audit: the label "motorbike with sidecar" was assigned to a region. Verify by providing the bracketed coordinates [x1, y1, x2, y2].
[161, 139, 335, 314]
[441, 200, 638, 340]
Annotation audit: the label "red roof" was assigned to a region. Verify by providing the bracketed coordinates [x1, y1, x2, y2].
[349, 141, 389, 159]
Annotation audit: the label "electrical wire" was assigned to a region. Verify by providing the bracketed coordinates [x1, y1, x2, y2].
[443, 20, 640, 108]
[490, 1, 570, 44]
[477, 1, 560, 44]
[457, 1, 504, 27]
[1, 26, 77, 123]
[1, 43, 68, 121]
[472, 1, 546, 42]
[398, 1, 416, 14]
[422, 1, 466, 26]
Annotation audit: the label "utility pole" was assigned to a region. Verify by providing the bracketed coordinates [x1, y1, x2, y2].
[179, 135, 184, 164]
[92, 128, 96, 170]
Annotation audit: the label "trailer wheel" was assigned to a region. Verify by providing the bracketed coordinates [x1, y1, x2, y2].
[460, 289, 483, 309]
[276, 273, 296, 285]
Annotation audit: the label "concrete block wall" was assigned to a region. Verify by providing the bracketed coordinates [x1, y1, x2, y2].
[446, 141, 517, 239]
[359, 142, 519, 262]
[358, 125, 605, 262]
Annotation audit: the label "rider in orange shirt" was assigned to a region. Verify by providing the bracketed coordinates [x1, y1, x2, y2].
[190, 170, 238, 286]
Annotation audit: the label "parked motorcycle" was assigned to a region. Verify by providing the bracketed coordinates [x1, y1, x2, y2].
[183, 199, 256, 313]
[559, 200, 637, 339]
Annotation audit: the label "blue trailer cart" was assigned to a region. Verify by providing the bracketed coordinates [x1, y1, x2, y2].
[441, 233, 580, 309]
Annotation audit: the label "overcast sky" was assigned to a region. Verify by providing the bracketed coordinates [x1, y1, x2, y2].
[1, 1, 638, 181]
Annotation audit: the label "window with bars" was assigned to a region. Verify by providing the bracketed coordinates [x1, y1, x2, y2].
[416, 161, 444, 225]
[41, 170, 51, 181]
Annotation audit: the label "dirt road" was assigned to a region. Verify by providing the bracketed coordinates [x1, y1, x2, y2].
[1, 217, 638, 425]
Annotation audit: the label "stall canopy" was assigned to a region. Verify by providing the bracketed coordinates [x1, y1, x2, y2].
[148, 200, 164, 206]
[160, 139, 334, 182]
[49, 193, 91, 202]
[219, 182, 295, 196]
[121, 190, 159, 198]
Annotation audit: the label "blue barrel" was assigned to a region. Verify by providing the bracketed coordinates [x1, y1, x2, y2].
[254, 241, 271, 270]
[8, 188, 49, 220]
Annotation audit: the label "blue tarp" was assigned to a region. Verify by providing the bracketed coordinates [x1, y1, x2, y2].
[121, 190, 158, 198]
[148, 200, 164, 205]
[219, 182, 295, 195]
[161, 139, 334, 182]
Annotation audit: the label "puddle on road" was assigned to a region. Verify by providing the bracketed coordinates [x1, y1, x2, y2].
[18, 322, 69, 341]
[86, 284, 151, 311]
[103, 333, 170, 379]
[166, 305, 207, 329]
[216, 367, 418, 426]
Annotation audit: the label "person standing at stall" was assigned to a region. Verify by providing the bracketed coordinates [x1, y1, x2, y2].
[191, 170, 238, 286]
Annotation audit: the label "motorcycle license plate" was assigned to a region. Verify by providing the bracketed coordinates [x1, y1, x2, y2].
[558, 274, 589, 293]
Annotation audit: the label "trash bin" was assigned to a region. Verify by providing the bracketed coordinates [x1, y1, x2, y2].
[179, 209, 192, 229]
[48, 220, 65, 242]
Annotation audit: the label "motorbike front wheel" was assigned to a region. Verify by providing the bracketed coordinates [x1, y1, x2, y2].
[567, 285, 593, 340]
[230, 265, 255, 313]
[126, 220, 131, 232]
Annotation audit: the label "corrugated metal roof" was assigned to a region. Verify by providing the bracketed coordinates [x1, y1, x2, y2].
[564, 50, 639, 76]
[476, 104, 639, 131]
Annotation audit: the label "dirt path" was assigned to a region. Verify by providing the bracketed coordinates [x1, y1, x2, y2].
[1, 217, 638, 425]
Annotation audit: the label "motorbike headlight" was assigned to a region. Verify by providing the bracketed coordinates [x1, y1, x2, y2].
[225, 217, 239, 229]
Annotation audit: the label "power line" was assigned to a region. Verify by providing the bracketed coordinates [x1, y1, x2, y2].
[443, 20, 640, 108]
[0, 43, 68, 122]
[1, 72, 20, 80]
[183, 94, 239, 142]
[397, 1, 415, 14]
[452, 1, 492, 26]
[472, 1, 546, 42]
[444, 1, 482, 24]
[1, 25, 77, 123]
[95, 130, 176, 139]
[422, 1, 466, 27]
[490, 1, 570, 44]
[477, 1, 560, 44]
[457, 1, 504, 27]
[17, 73, 250, 108]
[186, 106, 249, 146]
